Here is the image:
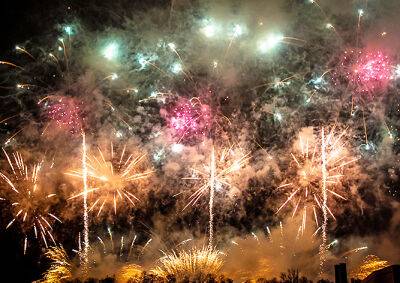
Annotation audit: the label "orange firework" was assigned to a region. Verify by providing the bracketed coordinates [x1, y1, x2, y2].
[277, 127, 358, 231]
[67, 143, 154, 216]
[0, 149, 61, 254]
[350, 255, 389, 280]
[184, 143, 250, 247]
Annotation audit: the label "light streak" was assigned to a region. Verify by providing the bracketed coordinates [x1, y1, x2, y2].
[184, 144, 250, 246]
[0, 149, 60, 254]
[67, 143, 153, 216]
[151, 247, 223, 281]
[81, 131, 90, 276]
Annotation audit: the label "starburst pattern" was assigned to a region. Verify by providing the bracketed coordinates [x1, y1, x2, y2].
[67, 143, 154, 216]
[0, 149, 61, 254]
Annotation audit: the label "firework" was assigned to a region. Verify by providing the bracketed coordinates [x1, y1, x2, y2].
[67, 142, 153, 216]
[102, 41, 120, 60]
[39, 96, 83, 134]
[276, 127, 358, 273]
[151, 247, 224, 281]
[341, 246, 368, 258]
[0, 1, 398, 281]
[350, 255, 389, 280]
[225, 220, 319, 281]
[116, 264, 143, 283]
[80, 132, 90, 276]
[200, 19, 220, 38]
[162, 97, 211, 143]
[258, 33, 284, 53]
[0, 149, 61, 254]
[184, 144, 250, 246]
[95, 227, 138, 261]
[258, 34, 305, 53]
[338, 50, 392, 95]
[40, 246, 72, 283]
[277, 127, 357, 230]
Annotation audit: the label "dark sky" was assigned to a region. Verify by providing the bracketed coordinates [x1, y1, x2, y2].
[0, 2, 62, 281]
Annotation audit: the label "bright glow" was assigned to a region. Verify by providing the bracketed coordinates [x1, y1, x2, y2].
[67, 143, 153, 216]
[171, 143, 184, 153]
[162, 97, 211, 142]
[137, 54, 148, 69]
[326, 23, 333, 29]
[350, 51, 391, 94]
[167, 42, 176, 50]
[230, 24, 245, 38]
[350, 255, 389, 280]
[151, 247, 223, 280]
[258, 33, 284, 53]
[273, 77, 291, 89]
[170, 62, 182, 74]
[358, 9, 364, 17]
[63, 25, 73, 35]
[153, 148, 165, 162]
[274, 112, 283, 122]
[310, 76, 327, 90]
[111, 73, 118, 80]
[201, 19, 218, 38]
[115, 131, 123, 138]
[213, 60, 218, 69]
[136, 53, 158, 70]
[102, 42, 119, 60]
[395, 65, 400, 78]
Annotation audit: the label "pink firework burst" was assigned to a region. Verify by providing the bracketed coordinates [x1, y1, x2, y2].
[162, 97, 211, 143]
[341, 50, 392, 95]
[40, 96, 83, 134]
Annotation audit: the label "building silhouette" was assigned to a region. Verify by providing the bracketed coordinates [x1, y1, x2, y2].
[361, 265, 400, 283]
[335, 263, 348, 283]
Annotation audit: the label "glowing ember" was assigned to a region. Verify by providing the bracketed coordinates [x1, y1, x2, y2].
[40, 96, 83, 134]
[0, 149, 61, 254]
[151, 247, 223, 281]
[277, 127, 358, 232]
[350, 255, 389, 280]
[162, 97, 211, 143]
[67, 143, 153, 216]
[341, 50, 392, 95]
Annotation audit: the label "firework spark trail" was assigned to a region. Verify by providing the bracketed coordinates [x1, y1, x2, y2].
[67, 143, 153, 216]
[277, 126, 358, 239]
[0, 60, 24, 70]
[341, 246, 368, 258]
[139, 238, 152, 260]
[163, 97, 211, 143]
[276, 126, 355, 273]
[81, 131, 89, 276]
[128, 235, 137, 260]
[183, 144, 250, 246]
[40, 246, 72, 283]
[350, 254, 389, 280]
[208, 146, 215, 248]
[338, 50, 392, 95]
[151, 247, 223, 280]
[15, 46, 35, 60]
[319, 128, 328, 275]
[0, 149, 61, 254]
